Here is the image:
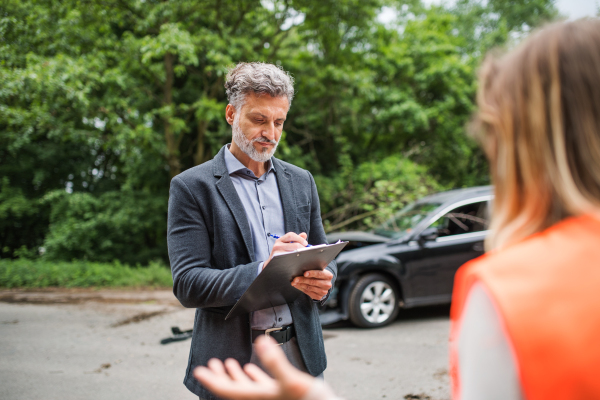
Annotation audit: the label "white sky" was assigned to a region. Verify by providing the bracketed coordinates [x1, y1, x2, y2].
[555, 0, 598, 19]
[379, 0, 598, 21]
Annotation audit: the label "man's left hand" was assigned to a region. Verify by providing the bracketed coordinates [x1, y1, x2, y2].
[291, 269, 333, 300]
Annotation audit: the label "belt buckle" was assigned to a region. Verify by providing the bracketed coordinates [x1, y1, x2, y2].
[265, 327, 283, 346]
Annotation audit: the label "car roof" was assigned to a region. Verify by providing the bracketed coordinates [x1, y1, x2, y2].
[416, 185, 493, 206]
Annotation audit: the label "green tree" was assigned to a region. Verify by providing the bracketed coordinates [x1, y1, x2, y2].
[282, 6, 486, 186]
[0, 0, 557, 263]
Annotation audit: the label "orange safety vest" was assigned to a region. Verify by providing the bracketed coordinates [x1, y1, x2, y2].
[449, 214, 600, 400]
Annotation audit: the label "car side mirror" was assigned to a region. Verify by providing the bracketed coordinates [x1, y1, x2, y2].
[418, 227, 439, 243]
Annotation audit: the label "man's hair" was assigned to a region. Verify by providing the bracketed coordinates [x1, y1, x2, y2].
[471, 18, 600, 250]
[224, 62, 294, 110]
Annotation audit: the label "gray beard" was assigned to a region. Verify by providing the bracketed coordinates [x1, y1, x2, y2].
[232, 118, 279, 163]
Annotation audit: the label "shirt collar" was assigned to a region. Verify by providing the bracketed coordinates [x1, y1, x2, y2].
[224, 144, 275, 178]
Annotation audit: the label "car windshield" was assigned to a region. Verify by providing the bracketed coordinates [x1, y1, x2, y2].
[373, 202, 441, 239]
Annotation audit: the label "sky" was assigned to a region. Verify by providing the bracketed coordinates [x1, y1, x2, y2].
[555, 0, 598, 19]
[398, 0, 599, 19]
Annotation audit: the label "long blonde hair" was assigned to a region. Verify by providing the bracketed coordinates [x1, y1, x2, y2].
[473, 19, 600, 250]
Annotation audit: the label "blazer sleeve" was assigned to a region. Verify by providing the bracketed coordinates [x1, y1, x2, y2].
[167, 176, 260, 309]
[307, 171, 337, 305]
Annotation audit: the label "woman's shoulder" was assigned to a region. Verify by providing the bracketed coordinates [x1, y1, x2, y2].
[466, 213, 600, 273]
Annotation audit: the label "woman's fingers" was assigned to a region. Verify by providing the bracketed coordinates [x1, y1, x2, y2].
[254, 336, 314, 399]
[254, 336, 297, 380]
[193, 366, 215, 384]
[244, 363, 275, 384]
[194, 365, 239, 399]
[224, 358, 252, 383]
[207, 358, 227, 375]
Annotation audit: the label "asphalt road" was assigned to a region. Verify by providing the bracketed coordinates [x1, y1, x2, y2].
[0, 289, 450, 400]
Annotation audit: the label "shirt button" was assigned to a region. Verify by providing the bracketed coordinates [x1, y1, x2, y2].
[278, 318, 282, 322]
[262, 206, 266, 210]
[257, 181, 262, 185]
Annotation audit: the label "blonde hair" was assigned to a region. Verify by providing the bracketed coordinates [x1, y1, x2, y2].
[473, 19, 600, 250]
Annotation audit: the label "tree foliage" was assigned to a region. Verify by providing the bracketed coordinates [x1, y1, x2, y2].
[0, 0, 557, 263]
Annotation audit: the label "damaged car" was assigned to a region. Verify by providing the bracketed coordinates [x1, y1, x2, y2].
[321, 186, 493, 328]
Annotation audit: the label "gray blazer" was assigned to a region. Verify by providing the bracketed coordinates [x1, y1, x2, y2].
[167, 145, 337, 399]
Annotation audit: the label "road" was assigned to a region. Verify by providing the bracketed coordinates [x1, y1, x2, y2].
[0, 289, 450, 400]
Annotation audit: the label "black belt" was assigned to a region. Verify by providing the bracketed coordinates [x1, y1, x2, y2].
[252, 325, 295, 345]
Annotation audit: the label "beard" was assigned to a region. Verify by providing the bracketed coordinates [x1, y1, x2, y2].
[232, 117, 279, 163]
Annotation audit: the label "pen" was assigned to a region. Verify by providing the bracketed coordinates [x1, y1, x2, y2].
[268, 233, 312, 247]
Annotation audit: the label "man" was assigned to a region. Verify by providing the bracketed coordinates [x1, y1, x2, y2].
[167, 62, 337, 400]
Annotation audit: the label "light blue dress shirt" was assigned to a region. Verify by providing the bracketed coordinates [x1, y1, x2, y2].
[224, 145, 294, 330]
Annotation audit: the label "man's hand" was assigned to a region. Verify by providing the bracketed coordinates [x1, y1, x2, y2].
[263, 232, 309, 270]
[262, 231, 333, 300]
[193, 336, 315, 400]
[292, 269, 333, 301]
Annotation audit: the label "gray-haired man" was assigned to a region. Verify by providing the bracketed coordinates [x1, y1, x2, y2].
[167, 62, 337, 399]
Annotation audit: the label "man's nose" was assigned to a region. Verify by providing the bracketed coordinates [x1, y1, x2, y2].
[262, 121, 276, 139]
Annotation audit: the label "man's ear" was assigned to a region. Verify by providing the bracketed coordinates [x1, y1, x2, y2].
[225, 104, 236, 126]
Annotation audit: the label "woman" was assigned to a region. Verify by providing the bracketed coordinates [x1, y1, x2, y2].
[449, 17, 600, 400]
[194, 18, 600, 400]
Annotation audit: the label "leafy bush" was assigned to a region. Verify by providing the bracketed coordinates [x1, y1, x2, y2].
[0, 177, 49, 258]
[0, 259, 172, 288]
[42, 190, 168, 265]
[316, 155, 444, 232]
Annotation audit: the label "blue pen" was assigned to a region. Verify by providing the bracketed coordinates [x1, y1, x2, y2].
[268, 233, 312, 247]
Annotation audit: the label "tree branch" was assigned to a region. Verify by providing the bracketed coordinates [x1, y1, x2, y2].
[325, 210, 379, 233]
[231, 1, 253, 35]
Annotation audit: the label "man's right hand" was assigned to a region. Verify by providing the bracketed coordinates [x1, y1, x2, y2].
[263, 232, 308, 270]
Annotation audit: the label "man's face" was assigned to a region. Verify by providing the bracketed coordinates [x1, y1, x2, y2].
[227, 92, 289, 162]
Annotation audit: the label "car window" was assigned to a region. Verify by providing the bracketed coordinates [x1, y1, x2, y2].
[430, 201, 490, 237]
[374, 202, 441, 239]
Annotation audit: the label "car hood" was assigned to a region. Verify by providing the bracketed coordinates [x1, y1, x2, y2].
[335, 241, 408, 265]
[326, 231, 391, 244]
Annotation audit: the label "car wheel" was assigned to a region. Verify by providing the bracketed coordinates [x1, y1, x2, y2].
[348, 273, 400, 328]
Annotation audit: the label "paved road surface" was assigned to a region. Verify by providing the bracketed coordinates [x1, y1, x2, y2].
[0, 289, 450, 400]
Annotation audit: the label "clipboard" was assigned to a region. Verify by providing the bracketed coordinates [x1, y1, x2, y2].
[225, 241, 348, 320]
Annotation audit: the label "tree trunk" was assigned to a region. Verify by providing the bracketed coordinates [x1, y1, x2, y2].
[193, 119, 210, 166]
[164, 52, 181, 179]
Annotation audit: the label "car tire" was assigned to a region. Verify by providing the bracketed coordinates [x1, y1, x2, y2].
[348, 273, 400, 328]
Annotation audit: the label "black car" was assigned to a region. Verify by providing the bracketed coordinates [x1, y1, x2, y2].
[321, 186, 493, 328]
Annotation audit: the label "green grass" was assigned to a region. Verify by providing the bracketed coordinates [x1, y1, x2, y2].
[0, 259, 173, 288]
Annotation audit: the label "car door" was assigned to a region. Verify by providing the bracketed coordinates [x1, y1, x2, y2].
[402, 199, 491, 306]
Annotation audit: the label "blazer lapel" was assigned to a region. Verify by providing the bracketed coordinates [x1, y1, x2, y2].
[273, 158, 298, 234]
[213, 147, 255, 261]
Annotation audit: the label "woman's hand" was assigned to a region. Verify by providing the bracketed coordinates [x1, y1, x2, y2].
[194, 336, 315, 400]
